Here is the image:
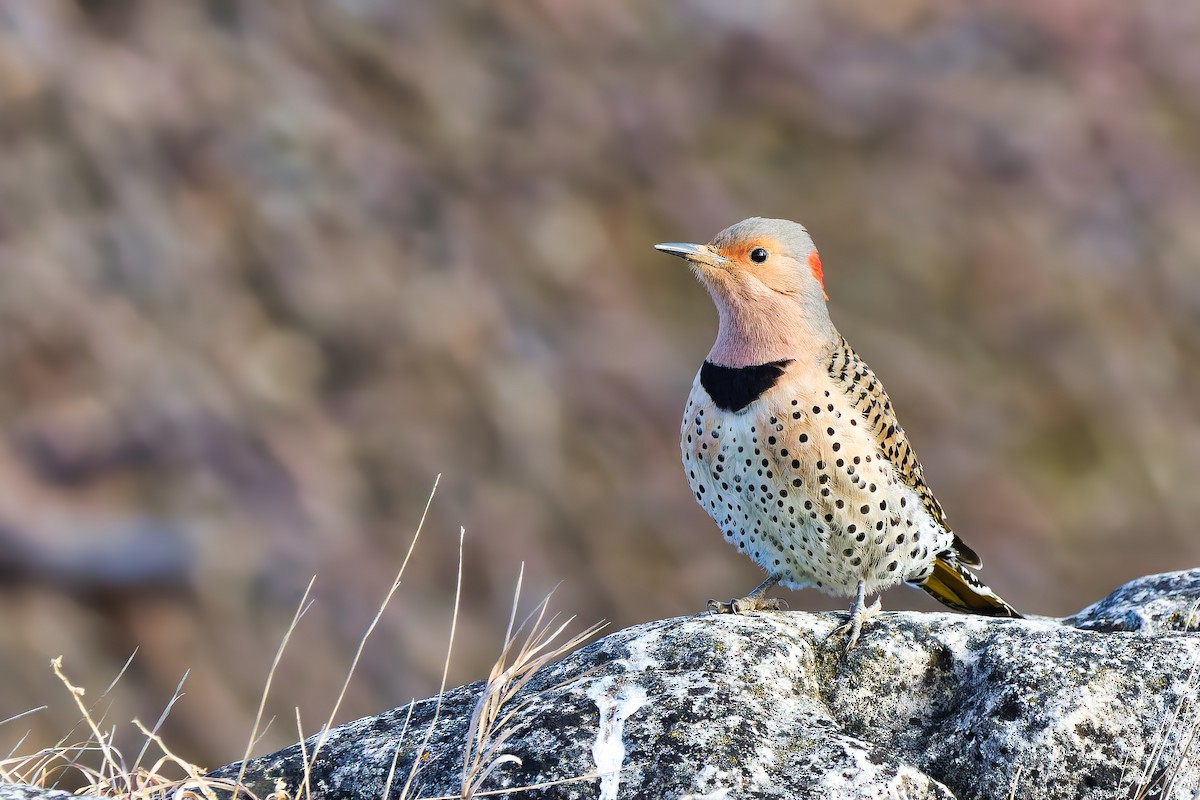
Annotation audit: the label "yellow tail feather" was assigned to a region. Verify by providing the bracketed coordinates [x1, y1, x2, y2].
[917, 557, 1022, 618]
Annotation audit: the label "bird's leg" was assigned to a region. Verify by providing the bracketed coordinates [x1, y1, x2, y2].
[827, 579, 882, 652]
[707, 575, 787, 614]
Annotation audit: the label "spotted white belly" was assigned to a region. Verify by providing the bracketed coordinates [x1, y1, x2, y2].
[681, 371, 950, 597]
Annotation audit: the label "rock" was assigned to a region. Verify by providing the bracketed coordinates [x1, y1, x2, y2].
[1066, 569, 1200, 634]
[0, 786, 99, 800]
[210, 570, 1200, 799]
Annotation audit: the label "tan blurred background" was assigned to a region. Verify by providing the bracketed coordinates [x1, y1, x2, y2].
[0, 0, 1198, 774]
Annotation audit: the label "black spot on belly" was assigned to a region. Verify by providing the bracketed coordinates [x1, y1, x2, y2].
[700, 360, 792, 413]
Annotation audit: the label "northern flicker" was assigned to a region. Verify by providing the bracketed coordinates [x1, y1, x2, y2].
[656, 217, 1020, 650]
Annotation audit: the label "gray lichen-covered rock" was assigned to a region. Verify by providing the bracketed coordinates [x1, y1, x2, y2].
[210, 570, 1200, 799]
[0, 786, 101, 800]
[1066, 570, 1200, 634]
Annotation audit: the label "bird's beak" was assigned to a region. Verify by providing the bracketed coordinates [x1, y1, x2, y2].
[654, 242, 731, 269]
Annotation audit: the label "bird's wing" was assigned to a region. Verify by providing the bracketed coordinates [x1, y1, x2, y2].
[827, 335, 981, 568]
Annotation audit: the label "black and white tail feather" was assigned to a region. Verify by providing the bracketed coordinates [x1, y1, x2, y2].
[911, 553, 1022, 618]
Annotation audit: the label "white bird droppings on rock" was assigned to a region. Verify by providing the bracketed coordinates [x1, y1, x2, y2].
[587, 677, 648, 800]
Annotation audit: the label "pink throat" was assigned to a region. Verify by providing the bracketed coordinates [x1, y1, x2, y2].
[702, 278, 837, 367]
[707, 304, 805, 367]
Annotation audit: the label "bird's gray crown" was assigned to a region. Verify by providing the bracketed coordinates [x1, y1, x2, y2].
[711, 217, 815, 255]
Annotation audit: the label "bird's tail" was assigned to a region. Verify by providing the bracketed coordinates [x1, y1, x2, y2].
[914, 557, 1022, 618]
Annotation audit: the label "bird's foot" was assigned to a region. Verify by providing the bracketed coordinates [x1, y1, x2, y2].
[706, 575, 784, 614]
[826, 582, 882, 653]
[706, 596, 789, 614]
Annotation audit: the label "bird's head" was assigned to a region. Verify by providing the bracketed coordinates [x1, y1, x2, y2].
[656, 217, 835, 367]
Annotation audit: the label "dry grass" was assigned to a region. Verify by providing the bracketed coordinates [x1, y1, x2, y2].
[456, 566, 606, 798]
[0, 477, 607, 800]
[1119, 601, 1200, 800]
[0, 657, 244, 800]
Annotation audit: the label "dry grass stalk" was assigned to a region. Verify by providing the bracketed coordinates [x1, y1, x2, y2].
[1116, 600, 1200, 800]
[231, 576, 317, 800]
[307, 473, 442, 789]
[380, 702, 416, 800]
[458, 564, 607, 798]
[397, 526, 467, 799]
[1134, 600, 1200, 799]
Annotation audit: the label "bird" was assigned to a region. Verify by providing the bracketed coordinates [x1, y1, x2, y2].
[655, 217, 1020, 650]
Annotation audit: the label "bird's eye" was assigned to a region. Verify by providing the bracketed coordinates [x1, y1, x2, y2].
[749, 247, 769, 264]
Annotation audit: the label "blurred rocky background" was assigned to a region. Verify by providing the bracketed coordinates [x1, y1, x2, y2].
[0, 0, 1198, 776]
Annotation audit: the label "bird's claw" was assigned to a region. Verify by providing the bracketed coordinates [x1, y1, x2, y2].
[707, 596, 788, 614]
[825, 596, 882, 654]
[706, 598, 730, 614]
